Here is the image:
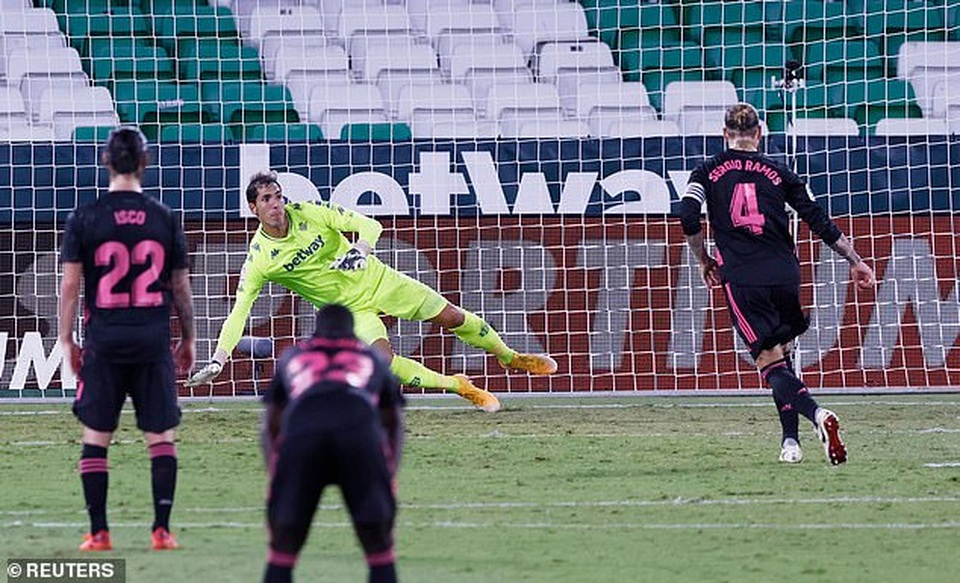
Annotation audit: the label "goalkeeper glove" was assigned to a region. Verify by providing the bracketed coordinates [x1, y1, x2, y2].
[329, 247, 367, 271]
[185, 359, 223, 387]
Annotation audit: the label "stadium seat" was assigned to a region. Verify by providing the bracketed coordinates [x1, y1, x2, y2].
[351, 36, 439, 83]
[790, 117, 859, 136]
[423, 3, 501, 45]
[86, 40, 175, 85]
[687, 0, 769, 78]
[4, 46, 88, 121]
[274, 45, 350, 115]
[177, 39, 262, 82]
[307, 83, 388, 139]
[448, 41, 527, 82]
[0, 85, 29, 124]
[37, 85, 118, 140]
[260, 35, 329, 81]
[500, 2, 590, 56]
[873, 117, 950, 136]
[153, 3, 238, 54]
[71, 124, 114, 142]
[436, 31, 510, 76]
[0, 34, 65, 89]
[0, 121, 55, 141]
[616, 30, 704, 110]
[897, 42, 960, 116]
[111, 79, 205, 139]
[337, 4, 411, 51]
[565, 81, 656, 122]
[158, 122, 235, 143]
[199, 81, 298, 137]
[662, 80, 739, 135]
[245, 4, 323, 53]
[395, 83, 474, 125]
[534, 39, 617, 85]
[849, 0, 946, 71]
[411, 118, 498, 138]
[62, 5, 151, 53]
[927, 79, 960, 119]
[485, 82, 563, 122]
[244, 122, 323, 142]
[805, 38, 885, 85]
[780, 1, 860, 46]
[339, 122, 412, 141]
[376, 71, 444, 119]
[827, 79, 922, 129]
[592, 118, 681, 139]
[498, 116, 589, 139]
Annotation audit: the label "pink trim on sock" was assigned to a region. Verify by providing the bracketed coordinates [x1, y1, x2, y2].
[149, 442, 177, 459]
[78, 458, 109, 473]
[268, 549, 299, 568]
[365, 548, 395, 567]
[779, 403, 794, 413]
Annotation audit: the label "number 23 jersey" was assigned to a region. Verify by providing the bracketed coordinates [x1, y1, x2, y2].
[60, 190, 189, 361]
[684, 150, 841, 286]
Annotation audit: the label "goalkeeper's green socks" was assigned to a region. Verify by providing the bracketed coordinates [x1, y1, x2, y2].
[390, 355, 460, 391]
[450, 310, 514, 363]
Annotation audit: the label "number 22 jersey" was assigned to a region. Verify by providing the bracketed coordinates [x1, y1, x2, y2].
[60, 190, 189, 362]
[682, 150, 842, 286]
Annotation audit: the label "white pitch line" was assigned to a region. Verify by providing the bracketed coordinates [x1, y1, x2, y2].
[924, 462, 960, 468]
[2, 496, 958, 517]
[3, 520, 959, 531]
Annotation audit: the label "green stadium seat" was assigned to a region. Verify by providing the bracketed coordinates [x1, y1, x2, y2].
[339, 123, 412, 141]
[87, 39, 175, 84]
[805, 39, 885, 84]
[177, 39, 262, 82]
[849, 1, 947, 74]
[112, 79, 205, 140]
[199, 81, 298, 136]
[72, 125, 115, 143]
[827, 79, 922, 131]
[244, 123, 324, 143]
[152, 5, 239, 55]
[158, 123, 235, 144]
[617, 29, 704, 110]
[781, 1, 860, 53]
[61, 6, 151, 51]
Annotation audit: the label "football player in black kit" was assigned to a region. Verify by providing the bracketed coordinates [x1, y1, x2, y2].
[59, 127, 195, 550]
[678, 103, 876, 465]
[262, 304, 405, 583]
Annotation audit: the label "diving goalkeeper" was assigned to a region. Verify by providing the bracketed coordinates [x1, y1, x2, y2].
[186, 171, 557, 412]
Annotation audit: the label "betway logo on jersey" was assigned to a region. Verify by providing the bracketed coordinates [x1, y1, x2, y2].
[241, 146, 691, 217]
[282, 234, 324, 272]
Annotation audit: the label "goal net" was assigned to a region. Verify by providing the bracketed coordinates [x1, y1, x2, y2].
[0, 0, 958, 398]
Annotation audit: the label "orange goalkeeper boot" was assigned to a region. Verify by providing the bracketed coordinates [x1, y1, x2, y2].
[500, 353, 558, 375]
[453, 374, 501, 413]
[79, 530, 112, 551]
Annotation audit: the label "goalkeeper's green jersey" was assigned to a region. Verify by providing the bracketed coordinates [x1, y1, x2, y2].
[215, 200, 385, 355]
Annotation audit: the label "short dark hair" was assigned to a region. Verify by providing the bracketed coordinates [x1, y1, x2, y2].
[724, 103, 760, 135]
[104, 126, 148, 175]
[245, 171, 280, 204]
[314, 304, 355, 339]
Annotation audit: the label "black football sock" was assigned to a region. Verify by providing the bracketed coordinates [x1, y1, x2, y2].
[79, 444, 109, 534]
[262, 564, 293, 583]
[369, 564, 397, 583]
[762, 360, 819, 424]
[149, 442, 178, 531]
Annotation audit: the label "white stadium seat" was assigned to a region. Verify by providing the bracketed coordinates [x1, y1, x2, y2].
[927, 77, 960, 119]
[376, 71, 444, 118]
[424, 4, 501, 44]
[274, 45, 350, 115]
[246, 5, 324, 51]
[592, 118, 681, 138]
[260, 35, 329, 80]
[534, 40, 616, 84]
[897, 42, 960, 117]
[790, 117, 860, 136]
[37, 86, 118, 140]
[396, 83, 475, 124]
[411, 118, 499, 138]
[663, 80, 739, 135]
[437, 32, 513, 77]
[562, 81, 653, 119]
[4, 47, 88, 122]
[307, 83, 388, 139]
[874, 117, 950, 136]
[499, 116, 589, 138]
[499, 2, 590, 56]
[485, 82, 563, 121]
[338, 4, 411, 49]
[351, 36, 438, 83]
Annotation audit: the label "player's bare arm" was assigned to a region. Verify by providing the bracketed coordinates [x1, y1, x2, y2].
[684, 231, 720, 287]
[828, 234, 876, 289]
[171, 268, 196, 374]
[57, 261, 83, 374]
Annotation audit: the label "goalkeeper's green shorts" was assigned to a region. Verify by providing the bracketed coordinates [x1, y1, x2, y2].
[352, 266, 448, 344]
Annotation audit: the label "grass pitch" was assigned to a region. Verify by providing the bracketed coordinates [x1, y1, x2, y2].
[1, 394, 958, 583]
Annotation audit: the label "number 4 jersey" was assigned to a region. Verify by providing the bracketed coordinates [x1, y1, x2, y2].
[680, 150, 842, 286]
[60, 190, 189, 362]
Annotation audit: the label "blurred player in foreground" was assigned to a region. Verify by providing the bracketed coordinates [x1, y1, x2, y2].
[59, 127, 195, 550]
[678, 103, 876, 465]
[262, 304, 404, 583]
[187, 171, 558, 411]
